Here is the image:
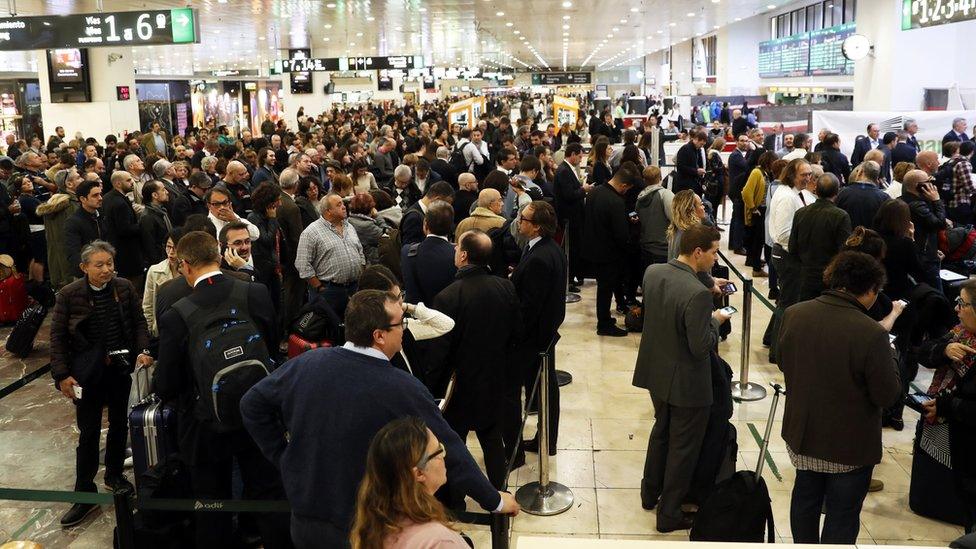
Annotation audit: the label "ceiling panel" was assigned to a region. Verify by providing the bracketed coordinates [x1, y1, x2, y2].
[0, 0, 803, 75]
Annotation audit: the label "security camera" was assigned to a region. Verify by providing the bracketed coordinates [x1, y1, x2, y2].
[108, 53, 123, 63]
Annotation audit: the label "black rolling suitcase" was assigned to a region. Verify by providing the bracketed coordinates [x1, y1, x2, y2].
[129, 367, 179, 488]
[4, 301, 47, 358]
[690, 383, 782, 543]
[909, 419, 969, 526]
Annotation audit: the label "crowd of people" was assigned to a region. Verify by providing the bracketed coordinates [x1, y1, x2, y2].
[4, 95, 976, 546]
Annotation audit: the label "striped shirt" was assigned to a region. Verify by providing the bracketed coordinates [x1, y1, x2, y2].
[295, 217, 365, 284]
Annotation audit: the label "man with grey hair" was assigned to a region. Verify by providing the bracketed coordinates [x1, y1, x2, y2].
[219, 160, 252, 216]
[837, 160, 889, 229]
[122, 153, 151, 205]
[431, 145, 458, 188]
[277, 167, 305, 326]
[152, 159, 191, 227]
[891, 130, 918, 167]
[37, 167, 82, 289]
[455, 188, 505, 237]
[373, 137, 396, 187]
[944, 117, 970, 145]
[295, 193, 365, 317]
[903, 119, 920, 151]
[390, 164, 420, 209]
[305, 147, 327, 189]
[290, 152, 313, 178]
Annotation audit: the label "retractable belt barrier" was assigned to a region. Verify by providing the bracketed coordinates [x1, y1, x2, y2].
[0, 363, 52, 401]
[717, 251, 774, 402]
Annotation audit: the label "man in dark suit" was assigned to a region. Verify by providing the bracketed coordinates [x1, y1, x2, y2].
[372, 138, 397, 187]
[102, 171, 144, 289]
[727, 134, 750, 254]
[790, 173, 853, 301]
[428, 230, 522, 496]
[278, 168, 305, 327]
[582, 162, 639, 337]
[401, 201, 457, 305]
[850, 123, 880, 167]
[878, 132, 896, 184]
[891, 131, 918, 167]
[943, 117, 970, 145]
[672, 130, 707, 195]
[151, 159, 191, 228]
[764, 123, 785, 152]
[431, 146, 459, 189]
[837, 160, 889, 229]
[553, 143, 591, 288]
[633, 223, 729, 532]
[399, 181, 455, 246]
[512, 201, 566, 462]
[904, 119, 921, 152]
[153, 231, 291, 548]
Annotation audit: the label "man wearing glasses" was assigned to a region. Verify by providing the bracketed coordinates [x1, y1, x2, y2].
[900, 169, 949, 292]
[242, 289, 520, 548]
[205, 185, 260, 241]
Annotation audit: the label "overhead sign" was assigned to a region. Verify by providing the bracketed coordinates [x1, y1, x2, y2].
[902, 0, 976, 29]
[531, 72, 591, 85]
[0, 9, 199, 51]
[759, 23, 854, 78]
[277, 55, 425, 73]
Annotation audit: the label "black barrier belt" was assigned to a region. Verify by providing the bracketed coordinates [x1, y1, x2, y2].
[0, 363, 51, 401]
[717, 251, 776, 313]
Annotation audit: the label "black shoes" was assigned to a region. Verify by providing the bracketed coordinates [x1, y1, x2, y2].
[105, 474, 134, 494]
[522, 438, 557, 456]
[568, 285, 581, 293]
[882, 415, 905, 431]
[656, 515, 695, 533]
[60, 503, 98, 528]
[597, 325, 629, 337]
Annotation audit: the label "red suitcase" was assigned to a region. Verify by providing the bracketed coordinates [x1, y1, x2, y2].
[287, 334, 332, 359]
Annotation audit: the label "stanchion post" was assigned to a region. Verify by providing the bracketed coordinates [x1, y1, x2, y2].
[113, 488, 137, 549]
[515, 350, 574, 515]
[731, 277, 767, 402]
[490, 513, 510, 549]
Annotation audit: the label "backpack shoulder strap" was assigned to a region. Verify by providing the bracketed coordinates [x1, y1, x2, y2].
[171, 295, 200, 331]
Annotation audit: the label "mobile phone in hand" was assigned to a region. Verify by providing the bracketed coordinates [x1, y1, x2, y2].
[720, 282, 737, 294]
[719, 305, 738, 316]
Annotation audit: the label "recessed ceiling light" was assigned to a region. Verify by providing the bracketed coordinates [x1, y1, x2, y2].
[714, 25, 720, 29]
[562, 32, 569, 36]
[349, 42, 355, 46]
[669, 22, 676, 26]
[562, 24, 570, 29]
[323, 37, 330, 41]
[496, 11, 504, 16]
[562, 1, 572, 7]
[513, 30, 520, 34]
[506, 22, 514, 26]
[418, 7, 426, 11]
[326, 2, 336, 7]
[687, 11, 695, 16]
[366, 16, 375, 21]
[258, 36, 266, 40]
[612, 27, 619, 31]
[620, 18, 628, 23]
[395, 26, 402, 30]
[356, 32, 363, 36]
[767, 3, 776, 8]
[630, 6, 639, 12]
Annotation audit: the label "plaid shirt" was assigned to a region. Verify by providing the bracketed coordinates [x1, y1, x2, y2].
[786, 443, 858, 474]
[294, 217, 365, 284]
[951, 158, 975, 208]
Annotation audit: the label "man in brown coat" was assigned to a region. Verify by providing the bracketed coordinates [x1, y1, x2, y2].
[455, 188, 506, 238]
[777, 250, 900, 544]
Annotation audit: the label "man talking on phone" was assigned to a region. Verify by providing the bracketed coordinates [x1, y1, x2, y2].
[899, 169, 949, 292]
[632, 223, 729, 532]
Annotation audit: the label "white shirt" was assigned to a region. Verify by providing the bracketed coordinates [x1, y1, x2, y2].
[527, 236, 542, 251]
[767, 185, 804, 250]
[192, 270, 224, 288]
[800, 189, 817, 205]
[341, 341, 389, 362]
[209, 212, 261, 241]
[886, 181, 903, 199]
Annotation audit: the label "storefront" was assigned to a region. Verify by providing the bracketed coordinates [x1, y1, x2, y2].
[135, 80, 192, 138]
[0, 79, 42, 142]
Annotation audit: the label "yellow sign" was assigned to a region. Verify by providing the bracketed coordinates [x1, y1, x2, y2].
[447, 96, 486, 130]
[552, 95, 579, 134]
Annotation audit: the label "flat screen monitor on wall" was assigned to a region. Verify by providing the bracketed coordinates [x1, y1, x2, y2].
[47, 48, 92, 102]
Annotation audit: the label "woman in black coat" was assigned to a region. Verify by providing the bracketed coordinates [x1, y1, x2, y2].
[588, 136, 612, 186]
[246, 182, 283, 315]
[918, 279, 976, 532]
[295, 177, 321, 228]
[820, 133, 852, 185]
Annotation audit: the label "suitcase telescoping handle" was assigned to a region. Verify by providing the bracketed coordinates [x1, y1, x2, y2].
[755, 383, 785, 478]
[133, 364, 155, 404]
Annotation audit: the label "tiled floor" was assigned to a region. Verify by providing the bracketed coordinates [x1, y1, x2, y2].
[0, 229, 968, 546]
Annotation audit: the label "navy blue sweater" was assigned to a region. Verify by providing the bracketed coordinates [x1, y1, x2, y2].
[240, 346, 501, 530]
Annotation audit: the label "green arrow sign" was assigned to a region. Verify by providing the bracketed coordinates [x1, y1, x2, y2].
[171, 8, 196, 44]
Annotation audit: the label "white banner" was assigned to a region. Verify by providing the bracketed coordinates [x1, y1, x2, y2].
[811, 110, 976, 158]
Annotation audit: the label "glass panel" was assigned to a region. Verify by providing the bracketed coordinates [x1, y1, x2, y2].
[823, 1, 834, 26]
[790, 11, 799, 34]
[778, 14, 789, 36]
[807, 5, 818, 30]
[795, 9, 806, 33]
[844, 0, 856, 23]
[771, 17, 778, 38]
[814, 3, 824, 29]
[831, 0, 843, 26]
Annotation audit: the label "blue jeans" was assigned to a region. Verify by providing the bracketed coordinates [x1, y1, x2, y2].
[790, 465, 873, 544]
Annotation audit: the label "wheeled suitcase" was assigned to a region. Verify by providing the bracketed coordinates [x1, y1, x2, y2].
[129, 367, 179, 488]
[287, 333, 332, 359]
[690, 383, 781, 543]
[4, 302, 46, 357]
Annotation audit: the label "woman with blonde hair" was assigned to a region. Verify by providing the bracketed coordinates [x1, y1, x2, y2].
[350, 417, 469, 548]
[667, 189, 707, 261]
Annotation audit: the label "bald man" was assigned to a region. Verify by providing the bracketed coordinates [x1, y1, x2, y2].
[456, 188, 506, 237]
[916, 150, 940, 176]
[454, 172, 480, 224]
[221, 160, 253, 216]
[900, 169, 948, 291]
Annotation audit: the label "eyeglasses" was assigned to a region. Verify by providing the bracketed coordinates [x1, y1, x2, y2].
[209, 199, 231, 208]
[416, 442, 446, 470]
[519, 216, 535, 224]
[383, 316, 409, 330]
[957, 296, 973, 309]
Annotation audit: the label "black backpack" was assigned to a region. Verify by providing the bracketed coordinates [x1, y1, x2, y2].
[449, 140, 470, 175]
[172, 280, 270, 433]
[936, 158, 960, 205]
[486, 220, 521, 277]
[690, 471, 774, 542]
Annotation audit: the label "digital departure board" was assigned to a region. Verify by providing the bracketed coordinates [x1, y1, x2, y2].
[809, 23, 855, 75]
[903, 0, 976, 30]
[531, 72, 591, 85]
[278, 55, 425, 72]
[758, 23, 854, 78]
[0, 9, 199, 51]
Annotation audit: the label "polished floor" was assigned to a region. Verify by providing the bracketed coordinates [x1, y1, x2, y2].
[0, 228, 966, 547]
